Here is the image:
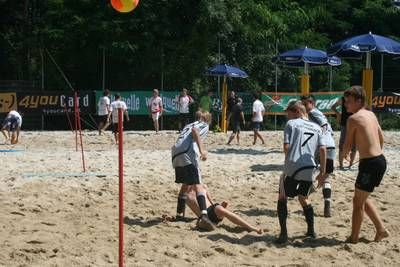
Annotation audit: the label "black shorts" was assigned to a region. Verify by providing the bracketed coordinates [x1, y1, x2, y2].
[207, 203, 223, 224]
[355, 155, 386, 193]
[174, 164, 201, 185]
[98, 115, 108, 124]
[112, 123, 123, 133]
[252, 121, 262, 130]
[2, 117, 19, 131]
[232, 121, 241, 133]
[284, 175, 313, 198]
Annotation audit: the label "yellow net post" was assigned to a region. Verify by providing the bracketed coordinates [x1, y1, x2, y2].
[220, 77, 228, 133]
[362, 69, 373, 108]
[300, 74, 310, 95]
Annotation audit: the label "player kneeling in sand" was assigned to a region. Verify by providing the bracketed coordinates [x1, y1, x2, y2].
[276, 100, 327, 244]
[1, 110, 22, 144]
[164, 184, 262, 234]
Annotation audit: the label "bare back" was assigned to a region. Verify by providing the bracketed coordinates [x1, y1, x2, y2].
[346, 109, 383, 159]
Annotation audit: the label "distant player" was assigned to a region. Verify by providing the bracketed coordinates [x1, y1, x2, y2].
[171, 110, 215, 231]
[276, 100, 327, 244]
[251, 93, 265, 145]
[343, 86, 389, 243]
[178, 88, 194, 132]
[97, 89, 111, 135]
[301, 95, 336, 217]
[1, 110, 22, 144]
[226, 98, 245, 145]
[108, 94, 129, 144]
[148, 89, 163, 133]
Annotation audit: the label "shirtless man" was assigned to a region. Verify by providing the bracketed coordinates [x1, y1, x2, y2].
[343, 85, 389, 243]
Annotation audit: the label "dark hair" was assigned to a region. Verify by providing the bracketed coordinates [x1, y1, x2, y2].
[103, 89, 110, 96]
[253, 92, 260, 100]
[300, 94, 316, 103]
[344, 85, 366, 106]
[115, 94, 121, 99]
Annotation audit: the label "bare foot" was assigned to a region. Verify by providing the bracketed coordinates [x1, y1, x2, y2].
[256, 228, 263, 234]
[221, 201, 228, 208]
[374, 229, 389, 242]
[345, 236, 358, 244]
[162, 214, 175, 222]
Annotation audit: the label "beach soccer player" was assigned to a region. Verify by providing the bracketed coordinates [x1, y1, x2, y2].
[148, 89, 163, 133]
[227, 97, 245, 145]
[251, 92, 265, 145]
[343, 86, 389, 244]
[276, 100, 327, 244]
[331, 97, 356, 169]
[97, 89, 111, 135]
[178, 88, 194, 132]
[171, 110, 215, 231]
[164, 184, 262, 234]
[1, 110, 22, 144]
[108, 94, 129, 144]
[301, 95, 336, 217]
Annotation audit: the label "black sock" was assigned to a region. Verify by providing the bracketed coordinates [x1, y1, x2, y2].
[277, 199, 288, 235]
[323, 188, 331, 199]
[176, 194, 186, 216]
[303, 204, 314, 233]
[196, 194, 207, 216]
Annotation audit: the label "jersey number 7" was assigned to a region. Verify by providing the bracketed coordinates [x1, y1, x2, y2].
[302, 132, 314, 147]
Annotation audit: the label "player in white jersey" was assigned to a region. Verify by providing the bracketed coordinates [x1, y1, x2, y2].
[171, 111, 215, 231]
[97, 89, 111, 135]
[276, 100, 327, 244]
[108, 94, 129, 144]
[301, 95, 336, 217]
[1, 110, 22, 144]
[148, 89, 163, 133]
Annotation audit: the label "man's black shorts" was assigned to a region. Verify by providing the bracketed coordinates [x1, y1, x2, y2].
[284, 175, 313, 198]
[355, 155, 386, 193]
[174, 164, 201, 185]
[232, 121, 241, 133]
[98, 115, 108, 124]
[207, 203, 223, 224]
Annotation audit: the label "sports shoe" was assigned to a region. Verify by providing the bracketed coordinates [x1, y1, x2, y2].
[197, 215, 215, 231]
[324, 200, 331, 218]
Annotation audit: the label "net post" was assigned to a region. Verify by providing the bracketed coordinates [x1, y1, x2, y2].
[118, 108, 124, 267]
[74, 92, 78, 151]
[76, 102, 86, 172]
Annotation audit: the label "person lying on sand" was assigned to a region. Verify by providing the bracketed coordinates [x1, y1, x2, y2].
[164, 184, 263, 234]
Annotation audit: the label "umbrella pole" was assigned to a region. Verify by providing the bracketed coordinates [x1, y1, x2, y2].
[301, 63, 310, 95]
[220, 76, 228, 133]
[362, 52, 373, 108]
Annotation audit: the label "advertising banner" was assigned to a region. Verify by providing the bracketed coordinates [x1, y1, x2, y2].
[0, 92, 17, 113]
[372, 92, 400, 113]
[16, 91, 95, 115]
[96, 90, 181, 115]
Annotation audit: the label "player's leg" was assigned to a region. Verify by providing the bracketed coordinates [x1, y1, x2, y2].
[323, 157, 334, 217]
[176, 184, 190, 219]
[298, 181, 316, 238]
[348, 188, 369, 243]
[364, 198, 389, 241]
[276, 174, 290, 243]
[214, 205, 262, 233]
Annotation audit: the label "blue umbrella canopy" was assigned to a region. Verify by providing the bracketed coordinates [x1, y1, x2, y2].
[272, 47, 341, 67]
[205, 64, 248, 78]
[327, 32, 400, 58]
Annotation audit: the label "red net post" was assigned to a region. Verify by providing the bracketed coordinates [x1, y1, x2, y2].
[74, 92, 78, 151]
[118, 108, 124, 267]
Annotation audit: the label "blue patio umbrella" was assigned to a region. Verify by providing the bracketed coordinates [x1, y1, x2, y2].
[205, 64, 248, 132]
[273, 47, 342, 93]
[327, 32, 400, 106]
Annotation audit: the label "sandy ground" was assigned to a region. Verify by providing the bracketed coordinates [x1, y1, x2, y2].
[0, 130, 399, 267]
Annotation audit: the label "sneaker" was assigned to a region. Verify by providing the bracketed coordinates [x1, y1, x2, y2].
[197, 215, 215, 231]
[324, 200, 331, 218]
[275, 232, 288, 244]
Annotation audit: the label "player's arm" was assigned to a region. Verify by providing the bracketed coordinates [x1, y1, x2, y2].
[159, 99, 163, 115]
[316, 145, 327, 188]
[192, 127, 207, 160]
[283, 143, 289, 156]
[331, 99, 341, 115]
[240, 111, 245, 124]
[378, 123, 384, 149]
[124, 108, 130, 122]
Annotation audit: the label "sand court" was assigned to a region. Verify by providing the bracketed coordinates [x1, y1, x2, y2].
[0, 130, 399, 266]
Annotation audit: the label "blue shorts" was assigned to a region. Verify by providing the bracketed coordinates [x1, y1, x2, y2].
[252, 121, 262, 130]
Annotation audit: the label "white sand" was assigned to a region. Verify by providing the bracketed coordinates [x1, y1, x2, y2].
[0, 130, 399, 266]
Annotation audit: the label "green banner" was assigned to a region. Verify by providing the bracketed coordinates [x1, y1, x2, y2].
[95, 91, 180, 115]
[262, 92, 343, 114]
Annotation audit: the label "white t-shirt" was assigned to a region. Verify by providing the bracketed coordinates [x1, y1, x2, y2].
[149, 96, 162, 113]
[179, 95, 192, 114]
[8, 110, 22, 127]
[98, 96, 110, 116]
[252, 99, 265, 122]
[109, 100, 127, 123]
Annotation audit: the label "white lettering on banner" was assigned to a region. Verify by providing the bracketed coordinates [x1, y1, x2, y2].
[161, 95, 179, 113]
[60, 94, 89, 107]
[316, 98, 339, 110]
[121, 94, 140, 111]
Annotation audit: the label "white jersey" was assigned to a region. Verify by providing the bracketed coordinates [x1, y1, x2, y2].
[109, 100, 127, 123]
[308, 108, 336, 159]
[283, 118, 326, 181]
[179, 95, 192, 114]
[149, 96, 162, 113]
[8, 110, 22, 127]
[97, 96, 110, 116]
[252, 99, 265, 122]
[171, 121, 209, 168]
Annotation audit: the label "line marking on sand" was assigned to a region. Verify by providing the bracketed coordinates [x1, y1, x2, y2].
[22, 172, 114, 178]
[0, 149, 24, 153]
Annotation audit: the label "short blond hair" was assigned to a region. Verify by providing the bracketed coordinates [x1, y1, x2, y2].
[195, 110, 212, 124]
[285, 100, 306, 115]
